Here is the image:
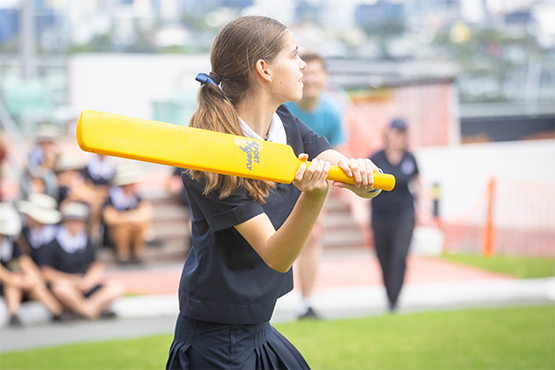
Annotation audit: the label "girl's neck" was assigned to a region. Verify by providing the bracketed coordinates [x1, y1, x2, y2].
[235, 92, 280, 139]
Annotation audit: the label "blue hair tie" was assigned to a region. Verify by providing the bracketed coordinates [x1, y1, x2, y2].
[195, 73, 227, 101]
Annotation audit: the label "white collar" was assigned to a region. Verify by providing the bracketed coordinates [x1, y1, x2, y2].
[56, 226, 88, 254]
[28, 225, 58, 249]
[87, 155, 116, 180]
[238, 112, 287, 145]
[0, 237, 13, 262]
[109, 186, 139, 210]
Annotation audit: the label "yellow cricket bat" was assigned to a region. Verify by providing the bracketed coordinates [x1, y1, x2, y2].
[76, 110, 395, 191]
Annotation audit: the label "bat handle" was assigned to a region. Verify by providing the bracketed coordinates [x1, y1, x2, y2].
[326, 166, 396, 191]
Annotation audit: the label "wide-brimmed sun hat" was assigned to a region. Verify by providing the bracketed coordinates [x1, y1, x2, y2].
[61, 202, 90, 222]
[17, 193, 62, 225]
[112, 166, 142, 187]
[55, 155, 82, 173]
[0, 203, 22, 236]
[35, 124, 60, 143]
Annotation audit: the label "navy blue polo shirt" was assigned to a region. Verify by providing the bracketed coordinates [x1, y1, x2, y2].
[0, 237, 22, 270]
[179, 105, 332, 325]
[370, 149, 419, 220]
[36, 235, 96, 275]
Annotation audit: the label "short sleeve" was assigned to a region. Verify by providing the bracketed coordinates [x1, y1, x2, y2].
[86, 240, 96, 264]
[412, 154, 420, 176]
[12, 238, 22, 260]
[182, 173, 264, 233]
[34, 241, 55, 267]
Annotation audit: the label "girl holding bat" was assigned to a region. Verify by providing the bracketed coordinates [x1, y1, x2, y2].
[167, 15, 381, 370]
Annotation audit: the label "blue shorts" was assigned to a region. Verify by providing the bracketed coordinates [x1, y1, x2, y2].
[167, 313, 310, 369]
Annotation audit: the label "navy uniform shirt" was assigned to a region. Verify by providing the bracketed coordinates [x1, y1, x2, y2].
[370, 150, 419, 220]
[36, 234, 96, 275]
[0, 236, 22, 270]
[21, 225, 58, 265]
[179, 105, 332, 325]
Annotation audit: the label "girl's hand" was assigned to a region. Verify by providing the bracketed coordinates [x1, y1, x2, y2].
[293, 154, 330, 198]
[333, 158, 382, 198]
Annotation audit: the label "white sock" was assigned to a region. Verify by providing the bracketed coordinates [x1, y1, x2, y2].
[298, 298, 311, 316]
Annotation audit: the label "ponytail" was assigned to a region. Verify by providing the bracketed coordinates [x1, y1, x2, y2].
[186, 16, 287, 203]
[187, 74, 275, 203]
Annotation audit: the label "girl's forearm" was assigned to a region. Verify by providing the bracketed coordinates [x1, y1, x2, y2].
[263, 191, 327, 273]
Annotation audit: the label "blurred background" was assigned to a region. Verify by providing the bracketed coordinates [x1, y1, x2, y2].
[0, 1, 554, 367]
[1, 0, 553, 260]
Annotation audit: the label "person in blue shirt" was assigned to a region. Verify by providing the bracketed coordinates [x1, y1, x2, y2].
[286, 53, 344, 147]
[166, 16, 381, 370]
[286, 53, 345, 319]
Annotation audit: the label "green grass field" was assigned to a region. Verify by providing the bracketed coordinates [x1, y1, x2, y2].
[439, 253, 555, 278]
[1, 305, 553, 370]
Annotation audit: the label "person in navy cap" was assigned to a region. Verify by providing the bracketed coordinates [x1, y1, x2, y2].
[166, 15, 382, 370]
[369, 118, 424, 312]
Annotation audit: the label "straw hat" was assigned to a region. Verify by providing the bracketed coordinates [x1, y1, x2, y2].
[112, 167, 142, 187]
[35, 124, 60, 143]
[56, 155, 82, 173]
[61, 202, 90, 222]
[0, 203, 22, 236]
[17, 193, 62, 225]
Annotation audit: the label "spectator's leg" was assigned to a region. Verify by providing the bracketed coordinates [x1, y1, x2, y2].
[297, 215, 324, 318]
[4, 285, 24, 317]
[86, 280, 125, 315]
[109, 223, 133, 263]
[347, 191, 373, 249]
[24, 272, 64, 316]
[86, 191, 104, 243]
[51, 281, 98, 318]
[130, 221, 148, 261]
[386, 216, 415, 308]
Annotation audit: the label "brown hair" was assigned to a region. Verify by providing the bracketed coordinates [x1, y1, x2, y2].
[187, 16, 288, 203]
[300, 53, 327, 71]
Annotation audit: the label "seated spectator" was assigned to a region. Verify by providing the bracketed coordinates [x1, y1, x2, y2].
[21, 125, 60, 201]
[28, 124, 60, 174]
[37, 202, 125, 319]
[56, 156, 86, 206]
[20, 168, 59, 201]
[82, 154, 116, 189]
[55, 156, 102, 242]
[0, 203, 71, 326]
[17, 193, 61, 264]
[102, 168, 153, 265]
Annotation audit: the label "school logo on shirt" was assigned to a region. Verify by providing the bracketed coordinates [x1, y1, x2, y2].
[401, 159, 415, 175]
[235, 138, 263, 173]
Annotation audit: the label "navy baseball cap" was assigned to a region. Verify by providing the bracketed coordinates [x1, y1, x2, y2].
[390, 118, 407, 130]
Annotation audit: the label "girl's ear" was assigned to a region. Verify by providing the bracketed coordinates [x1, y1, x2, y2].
[255, 59, 272, 83]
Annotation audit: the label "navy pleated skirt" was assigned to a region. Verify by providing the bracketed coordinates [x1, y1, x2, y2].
[166, 313, 310, 370]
